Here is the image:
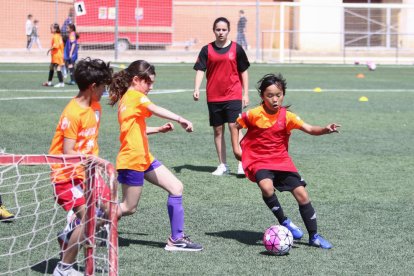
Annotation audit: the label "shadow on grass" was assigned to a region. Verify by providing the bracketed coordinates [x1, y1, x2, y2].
[31, 258, 60, 274]
[172, 164, 216, 173]
[206, 230, 262, 246]
[172, 164, 247, 179]
[119, 236, 165, 248]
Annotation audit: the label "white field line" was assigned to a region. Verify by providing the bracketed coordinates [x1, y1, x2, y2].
[0, 88, 413, 101]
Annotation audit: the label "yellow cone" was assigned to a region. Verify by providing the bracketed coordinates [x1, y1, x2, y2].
[313, 87, 322, 93]
[359, 96, 368, 102]
[119, 64, 126, 69]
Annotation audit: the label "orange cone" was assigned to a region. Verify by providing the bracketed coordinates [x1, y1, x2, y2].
[356, 73, 365, 78]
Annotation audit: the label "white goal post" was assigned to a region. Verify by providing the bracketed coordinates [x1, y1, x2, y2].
[0, 154, 118, 276]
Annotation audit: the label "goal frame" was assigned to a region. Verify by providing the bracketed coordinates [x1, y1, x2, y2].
[0, 154, 118, 276]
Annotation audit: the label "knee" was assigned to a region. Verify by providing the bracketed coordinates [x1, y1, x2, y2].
[170, 181, 183, 196]
[260, 187, 274, 198]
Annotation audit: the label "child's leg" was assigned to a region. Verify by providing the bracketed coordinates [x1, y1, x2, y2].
[258, 178, 286, 224]
[145, 165, 184, 240]
[291, 186, 317, 237]
[48, 64, 54, 82]
[118, 184, 143, 217]
[60, 205, 86, 265]
[56, 65, 63, 83]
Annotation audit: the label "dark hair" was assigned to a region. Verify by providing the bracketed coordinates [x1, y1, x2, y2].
[74, 57, 113, 91]
[239, 10, 244, 14]
[51, 23, 61, 33]
[109, 60, 155, 106]
[213, 17, 230, 32]
[256, 73, 288, 104]
[67, 23, 80, 39]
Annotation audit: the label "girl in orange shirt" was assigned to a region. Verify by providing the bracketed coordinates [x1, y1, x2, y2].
[109, 60, 203, 252]
[42, 23, 65, 87]
[232, 73, 340, 249]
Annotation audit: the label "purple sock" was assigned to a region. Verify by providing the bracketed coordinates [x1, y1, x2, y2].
[167, 195, 184, 241]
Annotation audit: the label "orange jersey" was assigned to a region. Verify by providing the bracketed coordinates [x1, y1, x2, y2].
[237, 105, 304, 132]
[51, 33, 64, 65]
[116, 89, 155, 171]
[49, 98, 102, 183]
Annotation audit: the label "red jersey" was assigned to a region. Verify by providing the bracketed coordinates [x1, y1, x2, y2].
[239, 107, 302, 182]
[206, 42, 242, 102]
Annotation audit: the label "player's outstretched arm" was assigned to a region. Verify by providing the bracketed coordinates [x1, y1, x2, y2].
[147, 104, 193, 132]
[146, 123, 174, 135]
[300, 122, 341, 136]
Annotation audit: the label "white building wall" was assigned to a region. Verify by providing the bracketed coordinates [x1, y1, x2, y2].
[297, 0, 343, 52]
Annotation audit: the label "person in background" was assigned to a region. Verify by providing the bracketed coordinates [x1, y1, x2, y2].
[25, 14, 33, 50]
[64, 23, 79, 85]
[29, 19, 43, 50]
[42, 23, 65, 88]
[61, 7, 74, 79]
[236, 10, 248, 50]
[193, 17, 250, 177]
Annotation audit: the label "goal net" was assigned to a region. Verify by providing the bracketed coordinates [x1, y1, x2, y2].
[0, 153, 118, 276]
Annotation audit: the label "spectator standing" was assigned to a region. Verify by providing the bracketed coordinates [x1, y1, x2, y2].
[25, 14, 33, 50]
[61, 7, 74, 78]
[236, 10, 248, 50]
[29, 19, 43, 50]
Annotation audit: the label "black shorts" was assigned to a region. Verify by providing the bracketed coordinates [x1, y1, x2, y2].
[207, 100, 242, 127]
[255, 170, 307, 192]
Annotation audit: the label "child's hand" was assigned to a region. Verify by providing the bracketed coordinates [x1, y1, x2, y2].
[159, 122, 174, 133]
[178, 117, 193, 132]
[233, 150, 242, 161]
[326, 123, 341, 134]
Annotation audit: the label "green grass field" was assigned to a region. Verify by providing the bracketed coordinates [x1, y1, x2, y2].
[1, 63, 413, 275]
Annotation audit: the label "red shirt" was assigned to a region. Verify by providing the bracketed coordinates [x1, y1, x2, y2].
[239, 107, 300, 182]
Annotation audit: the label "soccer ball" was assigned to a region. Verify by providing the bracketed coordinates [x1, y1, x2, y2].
[263, 225, 293, 255]
[367, 61, 376, 71]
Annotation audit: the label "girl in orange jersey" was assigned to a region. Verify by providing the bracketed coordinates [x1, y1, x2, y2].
[109, 60, 203, 252]
[50, 58, 113, 275]
[42, 23, 65, 88]
[231, 73, 340, 249]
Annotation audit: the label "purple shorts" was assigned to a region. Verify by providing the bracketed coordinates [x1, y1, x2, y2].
[117, 160, 162, 186]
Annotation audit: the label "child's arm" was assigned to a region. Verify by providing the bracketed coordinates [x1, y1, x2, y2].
[231, 122, 243, 161]
[63, 138, 78, 154]
[147, 104, 193, 132]
[300, 122, 341, 136]
[146, 123, 174, 135]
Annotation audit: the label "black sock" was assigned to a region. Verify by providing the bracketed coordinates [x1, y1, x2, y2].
[299, 202, 317, 237]
[69, 67, 75, 82]
[48, 70, 54, 82]
[263, 194, 286, 224]
[57, 71, 63, 83]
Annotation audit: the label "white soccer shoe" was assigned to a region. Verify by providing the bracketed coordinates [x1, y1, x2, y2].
[237, 162, 245, 177]
[211, 163, 229, 176]
[53, 264, 82, 276]
[54, 82, 65, 88]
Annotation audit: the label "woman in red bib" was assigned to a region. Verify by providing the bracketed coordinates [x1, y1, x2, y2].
[232, 73, 340, 249]
[193, 17, 250, 176]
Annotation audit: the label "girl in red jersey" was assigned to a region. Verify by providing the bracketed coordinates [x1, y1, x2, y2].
[232, 73, 340, 249]
[193, 17, 250, 176]
[43, 23, 65, 88]
[109, 60, 203, 252]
